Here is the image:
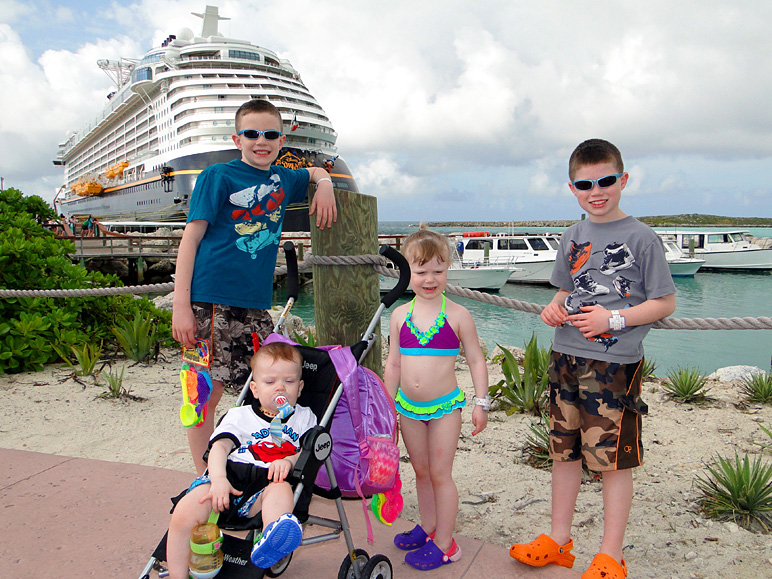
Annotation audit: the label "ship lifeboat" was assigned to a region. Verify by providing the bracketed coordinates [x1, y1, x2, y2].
[462, 231, 490, 237]
[71, 181, 104, 196]
[104, 161, 129, 179]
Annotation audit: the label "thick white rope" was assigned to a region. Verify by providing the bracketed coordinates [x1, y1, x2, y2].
[2, 254, 771, 330]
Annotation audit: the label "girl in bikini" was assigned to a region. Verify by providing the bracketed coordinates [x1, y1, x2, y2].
[384, 227, 490, 571]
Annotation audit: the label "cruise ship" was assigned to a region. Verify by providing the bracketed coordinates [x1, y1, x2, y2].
[53, 5, 358, 231]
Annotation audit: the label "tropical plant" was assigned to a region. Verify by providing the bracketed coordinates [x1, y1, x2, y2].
[70, 341, 103, 376]
[740, 373, 772, 404]
[523, 410, 552, 468]
[292, 329, 316, 347]
[488, 334, 550, 416]
[754, 424, 772, 453]
[100, 365, 127, 398]
[695, 453, 772, 533]
[641, 357, 658, 381]
[662, 367, 711, 402]
[0, 188, 173, 374]
[112, 312, 159, 362]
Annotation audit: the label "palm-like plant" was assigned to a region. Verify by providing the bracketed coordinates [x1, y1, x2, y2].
[663, 367, 711, 402]
[695, 453, 772, 533]
[112, 312, 158, 362]
[488, 334, 550, 416]
[740, 373, 772, 404]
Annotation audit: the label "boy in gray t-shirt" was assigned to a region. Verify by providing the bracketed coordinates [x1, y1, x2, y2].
[510, 139, 675, 579]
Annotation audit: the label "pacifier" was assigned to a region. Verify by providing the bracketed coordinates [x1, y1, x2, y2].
[273, 393, 294, 420]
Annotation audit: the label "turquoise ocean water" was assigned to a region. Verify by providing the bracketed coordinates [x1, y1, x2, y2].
[274, 223, 772, 376]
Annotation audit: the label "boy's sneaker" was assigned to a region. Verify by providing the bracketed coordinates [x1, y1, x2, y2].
[573, 272, 610, 297]
[599, 243, 634, 275]
[510, 534, 575, 568]
[250, 513, 303, 569]
[581, 553, 627, 578]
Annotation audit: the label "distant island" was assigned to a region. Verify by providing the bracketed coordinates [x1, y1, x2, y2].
[427, 214, 772, 228]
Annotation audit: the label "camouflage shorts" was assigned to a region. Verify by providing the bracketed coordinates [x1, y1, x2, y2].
[192, 302, 273, 387]
[548, 351, 648, 472]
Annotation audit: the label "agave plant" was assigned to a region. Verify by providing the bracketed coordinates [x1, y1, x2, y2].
[695, 453, 772, 533]
[523, 410, 552, 468]
[663, 366, 711, 402]
[99, 365, 127, 399]
[740, 372, 772, 404]
[488, 334, 550, 416]
[54, 341, 103, 376]
[112, 312, 158, 362]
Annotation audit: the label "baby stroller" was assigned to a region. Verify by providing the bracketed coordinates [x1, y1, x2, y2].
[139, 242, 411, 579]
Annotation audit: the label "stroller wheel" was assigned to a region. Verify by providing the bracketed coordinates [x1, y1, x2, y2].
[338, 548, 369, 579]
[265, 551, 292, 577]
[361, 554, 392, 579]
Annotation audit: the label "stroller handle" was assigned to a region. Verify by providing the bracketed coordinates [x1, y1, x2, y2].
[379, 244, 410, 308]
[283, 241, 299, 300]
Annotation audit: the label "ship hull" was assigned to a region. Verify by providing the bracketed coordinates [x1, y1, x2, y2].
[55, 148, 358, 231]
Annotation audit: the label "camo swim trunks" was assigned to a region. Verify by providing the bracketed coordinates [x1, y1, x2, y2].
[192, 302, 273, 386]
[548, 351, 648, 471]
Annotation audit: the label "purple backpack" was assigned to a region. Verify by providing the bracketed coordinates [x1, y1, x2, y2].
[315, 346, 400, 499]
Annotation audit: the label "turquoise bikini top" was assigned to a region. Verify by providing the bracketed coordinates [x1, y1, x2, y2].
[399, 295, 460, 357]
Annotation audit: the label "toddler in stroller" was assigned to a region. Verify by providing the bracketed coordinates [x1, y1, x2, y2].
[165, 341, 315, 578]
[141, 243, 411, 579]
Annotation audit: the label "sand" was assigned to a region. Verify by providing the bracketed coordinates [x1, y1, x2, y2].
[2, 346, 771, 578]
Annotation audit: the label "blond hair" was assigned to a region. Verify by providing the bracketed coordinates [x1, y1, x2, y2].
[402, 224, 451, 265]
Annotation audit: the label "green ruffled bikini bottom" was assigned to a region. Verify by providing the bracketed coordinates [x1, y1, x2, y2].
[395, 387, 466, 421]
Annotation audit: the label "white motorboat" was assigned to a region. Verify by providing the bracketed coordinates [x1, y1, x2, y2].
[53, 5, 357, 230]
[658, 230, 772, 270]
[379, 261, 513, 292]
[455, 232, 560, 283]
[661, 239, 705, 277]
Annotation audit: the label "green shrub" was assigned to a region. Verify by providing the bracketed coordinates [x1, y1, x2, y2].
[663, 367, 711, 402]
[0, 188, 173, 373]
[641, 357, 658, 381]
[523, 410, 552, 468]
[488, 334, 550, 416]
[741, 373, 772, 404]
[695, 453, 772, 533]
[99, 365, 127, 399]
[112, 312, 159, 362]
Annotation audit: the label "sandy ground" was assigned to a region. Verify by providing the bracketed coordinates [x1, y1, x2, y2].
[2, 345, 772, 579]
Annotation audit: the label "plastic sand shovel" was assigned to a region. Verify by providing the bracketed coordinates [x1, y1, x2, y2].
[180, 367, 199, 427]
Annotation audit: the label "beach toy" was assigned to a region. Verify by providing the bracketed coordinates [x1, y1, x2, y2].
[179, 364, 212, 428]
[371, 471, 403, 526]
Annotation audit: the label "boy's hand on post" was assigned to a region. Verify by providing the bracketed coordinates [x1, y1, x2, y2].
[309, 180, 337, 230]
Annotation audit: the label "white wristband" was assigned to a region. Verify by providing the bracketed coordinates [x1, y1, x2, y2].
[473, 395, 492, 411]
[315, 177, 332, 186]
[609, 310, 626, 331]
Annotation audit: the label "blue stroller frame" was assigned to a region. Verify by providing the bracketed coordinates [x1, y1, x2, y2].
[139, 242, 410, 579]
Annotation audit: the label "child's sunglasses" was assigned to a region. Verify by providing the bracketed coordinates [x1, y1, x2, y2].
[571, 173, 624, 191]
[236, 129, 283, 140]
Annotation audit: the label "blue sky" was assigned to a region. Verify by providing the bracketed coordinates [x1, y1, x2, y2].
[1, 0, 771, 221]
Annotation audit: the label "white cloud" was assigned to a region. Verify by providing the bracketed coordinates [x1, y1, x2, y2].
[1, 0, 770, 220]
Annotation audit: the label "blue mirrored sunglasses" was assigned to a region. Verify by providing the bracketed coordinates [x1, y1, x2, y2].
[237, 129, 283, 140]
[571, 173, 624, 191]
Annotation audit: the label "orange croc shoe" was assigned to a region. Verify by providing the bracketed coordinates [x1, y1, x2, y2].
[581, 553, 627, 578]
[510, 534, 575, 568]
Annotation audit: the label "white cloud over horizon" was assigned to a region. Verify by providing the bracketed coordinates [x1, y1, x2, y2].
[1, 0, 770, 221]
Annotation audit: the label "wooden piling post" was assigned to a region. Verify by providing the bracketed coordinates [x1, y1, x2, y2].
[310, 186, 382, 375]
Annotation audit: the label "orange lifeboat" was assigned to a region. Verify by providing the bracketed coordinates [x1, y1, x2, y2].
[71, 180, 104, 196]
[104, 161, 129, 179]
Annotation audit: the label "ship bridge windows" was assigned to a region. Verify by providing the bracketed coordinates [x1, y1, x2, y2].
[132, 67, 152, 83]
[499, 239, 528, 250]
[528, 238, 549, 251]
[229, 50, 261, 62]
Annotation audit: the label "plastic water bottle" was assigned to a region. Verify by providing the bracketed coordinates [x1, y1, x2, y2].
[189, 512, 223, 579]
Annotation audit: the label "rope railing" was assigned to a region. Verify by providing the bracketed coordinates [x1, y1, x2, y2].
[2, 253, 771, 331]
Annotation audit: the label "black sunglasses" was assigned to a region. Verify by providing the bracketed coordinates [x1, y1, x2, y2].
[237, 129, 283, 140]
[571, 173, 624, 191]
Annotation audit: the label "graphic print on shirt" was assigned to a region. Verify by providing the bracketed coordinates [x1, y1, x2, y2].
[564, 240, 639, 351]
[568, 241, 592, 274]
[229, 174, 286, 260]
[247, 439, 298, 463]
[599, 242, 635, 275]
